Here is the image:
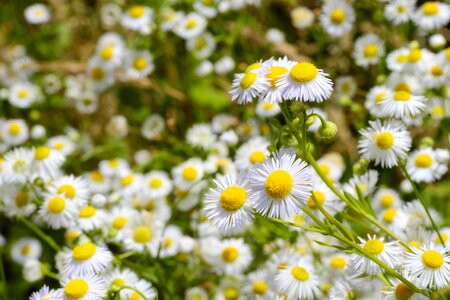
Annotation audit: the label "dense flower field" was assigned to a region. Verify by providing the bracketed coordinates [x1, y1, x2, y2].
[1, 0, 450, 299]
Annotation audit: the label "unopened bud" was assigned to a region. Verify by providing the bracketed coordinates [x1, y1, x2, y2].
[318, 121, 338, 139]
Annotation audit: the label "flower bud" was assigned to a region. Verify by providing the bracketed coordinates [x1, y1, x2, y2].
[318, 121, 338, 139]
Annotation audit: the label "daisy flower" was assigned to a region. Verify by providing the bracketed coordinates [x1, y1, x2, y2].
[343, 169, 379, 199]
[386, 47, 410, 72]
[2, 187, 36, 217]
[305, 182, 344, 220]
[353, 34, 385, 68]
[175, 13, 207, 39]
[256, 101, 281, 117]
[185, 287, 208, 300]
[403, 243, 450, 288]
[214, 55, 235, 75]
[47, 135, 75, 156]
[291, 6, 315, 29]
[414, 1, 450, 31]
[9, 81, 38, 108]
[56, 274, 107, 300]
[2, 119, 29, 146]
[320, 0, 355, 37]
[277, 61, 333, 102]
[235, 136, 270, 170]
[315, 153, 345, 183]
[172, 158, 204, 189]
[11, 237, 42, 265]
[24, 3, 51, 24]
[214, 238, 252, 275]
[160, 8, 183, 32]
[275, 259, 320, 300]
[194, 0, 218, 18]
[204, 172, 255, 231]
[382, 278, 427, 300]
[428, 98, 450, 121]
[406, 147, 448, 183]
[85, 170, 109, 194]
[372, 188, 401, 212]
[98, 158, 129, 177]
[335, 75, 357, 98]
[250, 149, 312, 219]
[159, 225, 183, 258]
[350, 235, 401, 275]
[358, 120, 411, 168]
[63, 242, 113, 276]
[38, 194, 77, 229]
[106, 206, 136, 240]
[77, 205, 106, 231]
[186, 123, 216, 150]
[384, 0, 416, 25]
[121, 5, 153, 32]
[365, 85, 392, 117]
[379, 91, 427, 119]
[48, 175, 89, 208]
[86, 57, 114, 92]
[95, 42, 123, 67]
[386, 73, 423, 95]
[31, 146, 65, 178]
[29, 285, 57, 300]
[403, 48, 432, 74]
[144, 170, 172, 199]
[125, 50, 154, 78]
[244, 269, 276, 299]
[122, 215, 163, 255]
[141, 114, 165, 140]
[258, 56, 292, 104]
[1, 147, 33, 184]
[187, 32, 216, 59]
[229, 70, 269, 104]
[422, 59, 448, 88]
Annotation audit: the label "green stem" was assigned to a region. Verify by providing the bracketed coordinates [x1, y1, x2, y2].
[269, 218, 327, 234]
[117, 250, 137, 260]
[117, 285, 148, 300]
[306, 112, 327, 127]
[0, 248, 7, 299]
[18, 217, 61, 252]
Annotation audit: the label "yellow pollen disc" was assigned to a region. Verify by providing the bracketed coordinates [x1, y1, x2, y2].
[203, 0, 214, 6]
[291, 266, 309, 281]
[129, 6, 145, 18]
[422, 250, 444, 268]
[145, 200, 155, 211]
[91, 67, 105, 81]
[48, 197, 65, 213]
[133, 57, 148, 71]
[90, 170, 104, 182]
[396, 54, 407, 63]
[133, 226, 152, 243]
[446, 48, 450, 60]
[330, 8, 346, 24]
[383, 208, 397, 224]
[220, 186, 247, 212]
[100, 47, 113, 60]
[375, 132, 394, 150]
[186, 19, 197, 29]
[21, 245, 31, 255]
[394, 82, 410, 92]
[245, 62, 261, 73]
[252, 281, 268, 295]
[163, 238, 173, 248]
[431, 65, 443, 76]
[54, 142, 64, 150]
[111, 278, 125, 287]
[224, 287, 239, 300]
[293, 214, 305, 225]
[395, 283, 414, 300]
[8, 123, 21, 135]
[375, 92, 387, 103]
[182, 167, 198, 181]
[15, 192, 29, 208]
[267, 66, 288, 88]
[422, 2, 439, 16]
[150, 178, 163, 188]
[112, 216, 127, 229]
[363, 239, 384, 255]
[432, 106, 445, 116]
[195, 37, 207, 50]
[277, 262, 289, 270]
[408, 49, 421, 63]
[415, 153, 432, 168]
[240, 73, 257, 89]
[222, 246, 239, 262]
[249, 151, 265, 164]
[263, 102, 273, 110]
[120, 175, 134, 186]
[264, 170, 293, 199]
[109, 159, 119, 168]
[380, 194, 394, 208]
[290, 62, 318, 83]
[306, 191, 325, 209]
[397, 5, 406, 13]
[79, 205, 96, 218]
[130, 292, 140, 300]
[34, 146, 50, 160]
[363, 44, 378, 58]
[436, 233, 449, 244]
[319, 164, 330, 175]
[330, 256, 346, 269]
[393, 91, 410, 101]
[17, 88, 28, 98]
[72, 243, 96, 261]
[66, 230, 80, 244]
[64, 279, 89, 299]
[58, 184, 76, 199]
[409, 240, 422, 249]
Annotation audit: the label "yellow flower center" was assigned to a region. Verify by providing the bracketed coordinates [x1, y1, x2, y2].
[249, 151, 265, 165]
[17, 88, 28, 98]
[54, 142, 65, 150]
[66, 230, 80, 244]
[91, 67, 105, 81]
[72, 243, 96, 261]
[133, 57, 148, 71]
[364, 44, 378, 58]
[8, 123, 21, 135]
[163, 238, 173, 248]
[133, 226, 152, 243]
[306, 191, 325, 209]
[47, 196, 65, 213]
[436, 233, 449, 244]
[129, 6, 145, 18]
[407, 49, 421, 63]
[90, 170, 104, 182]
[431, 106, 445, 116]
[267, 66, 288, 88]
[290, 62, 318, 83]
[64, 279, 89, 299]
[374, 92, 387, 103]
[409, 240, 422, 249]
[58, 184, 76, 199]
[393, 91, 410, 101]
[109, 159, 119, 168]
[182, 167, 198, 181]
[394, 283, 414, 300]
[79, 205, 96, 218]
[291, 266, 309, 281]
[363, 239, 384, 255]
[15, 192, 29, 208]
[264, 170, 293, 199]
[397, 5, 406, 13]
[252, 281, 268, 295]
[380, 194, 394, 208]
[394, 82, 410, 92]
[35, 146, 50, 160]
[112, 216, 127, 230]
[220, 186, 247, 212]
[422, 2, 439, 16]
[431, 65, 443, 76]
[186, 19, 197, 29]
[263, 102, 274, 110]
[375, 132, 394, 150]
[330, 256, 346, 269]
[415, 153, 432, 168]
[111, 278, 125, 287]
[150, 178, 162, 188]
[446, 48, 450, 60]
[330, 9, 346, 24]
[222, 246, 239, 262]
[100, 47, 113, 60]
[319, 164, 330, 175]
[396, 54, 407, 62]
[120, 175, 134, 186]
[21, 245, 31, 255]
[245, 62, 261, 73]
[383, 208, 397, 224]
[224, 287, 239, 300]
[422, 250, 444, 268]
[240, 73, 257, 89]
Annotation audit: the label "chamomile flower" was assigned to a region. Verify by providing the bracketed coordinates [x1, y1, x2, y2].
[85, 170, 109, 194]
[249, 149, 312, 219]
[2, 187, 36, 217]
[335, 76, 357, 98]
[422, 59, 448, 88]
[358, 120, 411, 168]
[365, 85, 392, 117]
[95, 42, 123, 67]
[277, 61, 333, 102]
[291, 6, 315, 29]
[353, 34, 385, 68]
[386, 73, 423, 95]
[379, 91, 427, 119]
[343, 169, 379, 199]
[275, 259, 320, 300]
[2, 119, 29, 146]
[256, 101, 281, 117]
[38, 194, 77, 229]
[259, 56, 293, 104]
[185, 287, 208, 300]
[384, 0, 416, 25]
[382, 278, 427, 300]
[320, 0, 355, 37]
[31, 146, 65, 178]
[403, 48, 432, 74]
[214, 238, 252, 275]
[235, 137, 270, 170]
[432, 227, 450, 249]
[428, 98, 450, 121]
[230, 71, 269, 104]
[49, 175, 89, 207]
[9, 81, 38, 108]
[57, 274, 107, 300]
[186, 123, 216, 150]
[414, 1, 450, 31]
[160, 8, 183, 31]
[315, 153, 345, 183]
[386, 47, 410, 72]
[372, 188, 401, 212]
[125, 50, 154, 78]
[194, 0, 219, 18]
[406, 147, 448, 183]
[141, 114, 165, 140]
[121, 5, 153, 32]
[24, 3, 51, 24]
[63, 242, 112, 276]
[350, 235, 401, 275]
[175, 13, 207, 39]
[86, 58, 114, 92]
[144, 171, 172, 199]
[46, 135, 75, 156]
[305, 182, 344, 220]
[172, 158, 204, 189]
[11, 237, 42, 265]
[187, 32, 216, 59]
[159, 225, 183, 258]
[379, 206, 408, 232]
[1, 147, 33, 183]
[122, 215, 163, 255]
[244, 269, 275, 298]
[29, 285, 57, 300]
[204, 172, 255, 231]
[403, 243, 450, 288]
[99, 158, 129, 177]
[77, 205, 105, 231]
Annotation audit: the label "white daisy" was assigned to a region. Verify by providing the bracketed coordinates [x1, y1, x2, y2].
[235, 136, 270, 170]
[144, 170, 173, 199]
[372, 188, 401, 212]
[406, 147, 448, 183]
[291, 6, 315, 29]
[48, 175, 89, 208]
[255, 101, 281, 118]
[63, 242, 113, 276]
[86, 58, 114, 92]
[379, 91, 427, 119]
[77, 205, 106, 231]
[125, 50, 154, 78]
[56, 274, 107, 300]
[186, 123, 216, 150]
[382, 278, 427, 300]
[414, 1, 450, 31]
[275, 259, 320, 300]
[121, 5, 154, 32]
[31, 146, 65, 178]
[38, 194, 77, 229]
[259, 56, 293, 104]
[320, 0, 355, 37]
[11, 237, 42, 265]
[172, 158, 204, 189]
[1, 147, 33, 184]
[175, 13, 207, 39]
[186, 32, 216, 59]
[353, 34, 385, 68]
[229, 71, 269, 105]
[384, 0, 416, 25]
[141, 114, 165, 140]
[24, 3, 51, 24]
[386, 47, 410, 72]
[1, 119, 29, 146]
[214, 238, 253, 275]
[159, 225, 183, 258]
[9, 81, 38, 108]
[29, 285, 57, 300]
